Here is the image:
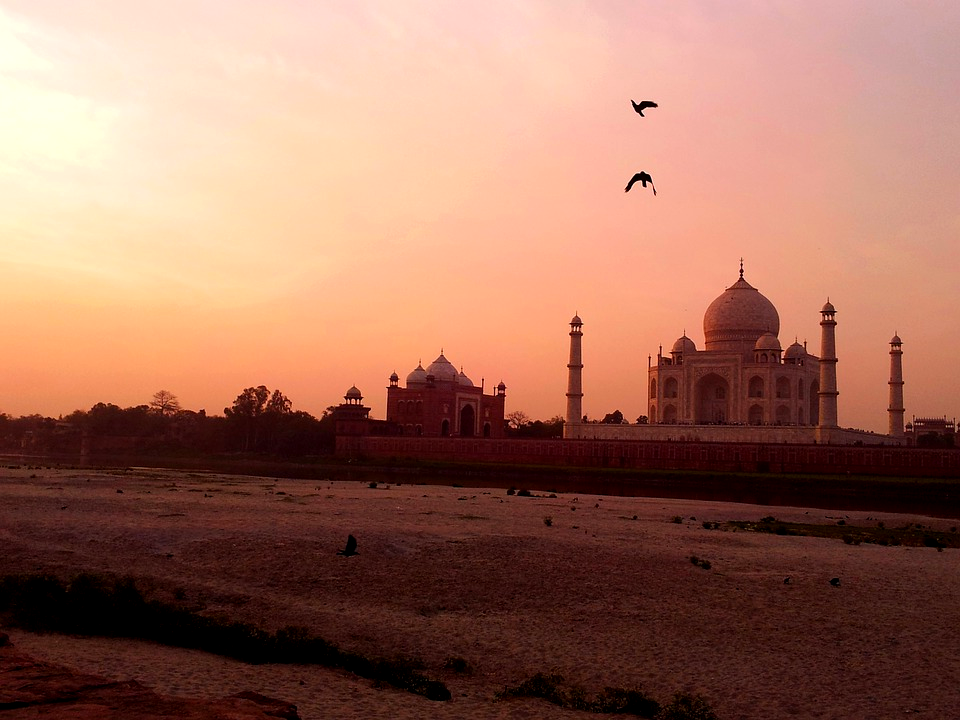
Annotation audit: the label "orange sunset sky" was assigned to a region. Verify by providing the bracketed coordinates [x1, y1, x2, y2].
[2, 1, 958, 433]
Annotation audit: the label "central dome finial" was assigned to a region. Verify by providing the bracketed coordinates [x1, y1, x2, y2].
[739, 258, 744, 280]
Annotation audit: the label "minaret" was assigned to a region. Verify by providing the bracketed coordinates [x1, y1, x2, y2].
[565, 314, 583, 436]
[817, 300, 839, 438]
[888, 334, 905, 438]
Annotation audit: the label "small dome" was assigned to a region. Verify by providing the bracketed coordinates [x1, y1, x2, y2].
[671, 335, 697, 354]
[570, 314, 582, 325]
[890, 334, 902, 345]
[426, 352, 458, 381]
[497, 380, 506, 391]
[784, 341, 806, 360]
[345, 385, 362, 400]
[822, 300, 836, 313]
[406, 363, 428, 385]
[389, 371, 399, 382]
[754, 332, 782, 351]
[457, 369, 474, 387]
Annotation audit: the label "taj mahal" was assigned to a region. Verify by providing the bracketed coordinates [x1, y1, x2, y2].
[564, 264, 906, 446]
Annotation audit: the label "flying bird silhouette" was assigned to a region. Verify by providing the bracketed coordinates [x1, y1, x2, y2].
[625, 172, 657, 196]
[337, 534, 358, 556]
[631, 100, 658, 116]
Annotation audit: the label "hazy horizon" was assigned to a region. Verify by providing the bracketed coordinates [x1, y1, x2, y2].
[2, 1, 958, 433]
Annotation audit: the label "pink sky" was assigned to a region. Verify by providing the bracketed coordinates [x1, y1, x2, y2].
[1, 1, 958, 433]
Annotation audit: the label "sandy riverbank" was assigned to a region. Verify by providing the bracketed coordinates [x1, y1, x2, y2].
[1, 466, 958, 719]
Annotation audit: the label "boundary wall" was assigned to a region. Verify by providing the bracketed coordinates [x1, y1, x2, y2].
[336, 436, 960, 478]
[564, 423, 898, 445]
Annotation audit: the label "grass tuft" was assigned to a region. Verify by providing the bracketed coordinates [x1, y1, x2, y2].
[729, 520, 959, 549]
[497, 672, 714, 718]
[0, 572, 450, 701]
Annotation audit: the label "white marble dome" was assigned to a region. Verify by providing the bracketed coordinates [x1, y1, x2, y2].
[426, 353, 458, 382]
[703, 273, 780, 351]
[671, 335, 697, 354]
[784, 341, 806, 360]
[754, 332, 782, 351]
[406, 363, 428, 385]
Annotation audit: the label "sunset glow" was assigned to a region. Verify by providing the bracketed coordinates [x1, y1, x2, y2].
[2, 1, 959, 432]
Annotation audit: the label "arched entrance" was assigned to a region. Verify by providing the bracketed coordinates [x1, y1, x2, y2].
[459, 405, 475, 437]
[440, 419, 450, 437]
[664, 377, 679, 398]
[662, 404, 678, 423]
[695, 373, 730, 424]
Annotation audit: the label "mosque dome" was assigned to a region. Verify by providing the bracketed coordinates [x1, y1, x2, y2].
[671, 335, 697, 354]
[754, 332, 782, 351]
[703, 272, 780, 351]
[389, 371, 399, 383]
[344, 385, 362, 400]
[426, 352, 458, 382]
[406, 363, 428, 385]
[457, 369, 474, 387]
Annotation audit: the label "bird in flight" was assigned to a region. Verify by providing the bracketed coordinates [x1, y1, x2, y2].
[625, 171, 657, 196]
[631, 100, 658, 116]
[337, 534, 358, 556]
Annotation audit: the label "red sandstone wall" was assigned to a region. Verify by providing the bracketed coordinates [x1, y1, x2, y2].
[336, 436, 960, 478]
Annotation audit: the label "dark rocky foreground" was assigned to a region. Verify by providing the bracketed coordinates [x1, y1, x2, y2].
[0, 633, 300, 720]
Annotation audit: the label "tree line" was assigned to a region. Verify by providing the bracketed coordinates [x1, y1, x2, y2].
[504, 409, 647, 437]
[1, 392, 653, 456]
[0, 387, 336, 457]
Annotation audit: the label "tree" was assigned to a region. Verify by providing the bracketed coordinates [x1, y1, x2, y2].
[601, 410, 626, 424]
[224, 386, 305, 453]
[519, 415, 564, 438]
[506, 410, 530, 430]
[224, 386, 270, 451]
[149, 390, 181, 416]
[636, 415, 649, 424]
[225, 386, 270, 420]
[265, 389, 292, 415]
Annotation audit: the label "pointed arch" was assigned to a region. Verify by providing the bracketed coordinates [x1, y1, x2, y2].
[695, 373, 730, 424]
[459, 404, 475, 437]
[664, 377, 679, 399]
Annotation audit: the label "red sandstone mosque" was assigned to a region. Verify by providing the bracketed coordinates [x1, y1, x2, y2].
[384, 352, 506, 438]
[332, 352, 507, 439]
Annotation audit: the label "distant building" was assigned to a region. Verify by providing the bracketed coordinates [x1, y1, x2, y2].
[564, 263, 904, 445]
[387, 352, 506, 438]
[906, 417, 956, 447]
[332, 386, 376, 437]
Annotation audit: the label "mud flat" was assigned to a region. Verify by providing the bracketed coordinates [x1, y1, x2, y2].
[2, 466, 958, 719]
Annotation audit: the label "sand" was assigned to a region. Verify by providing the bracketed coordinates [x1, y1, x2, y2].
[1, 465, 958, 719]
